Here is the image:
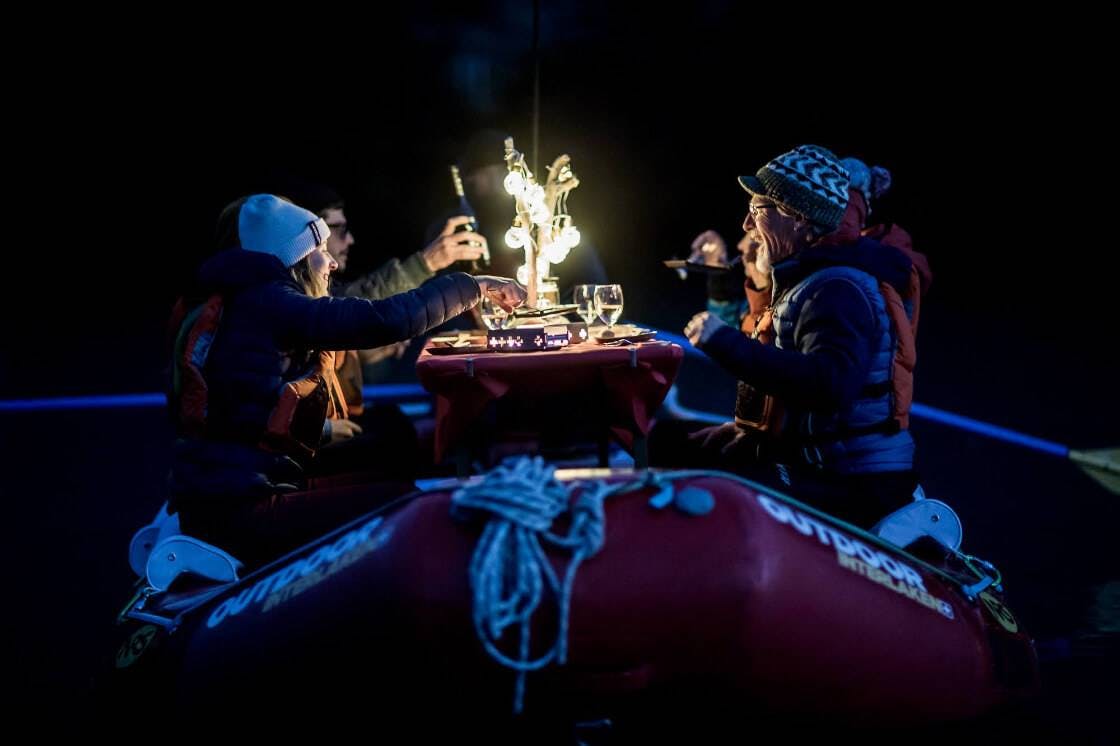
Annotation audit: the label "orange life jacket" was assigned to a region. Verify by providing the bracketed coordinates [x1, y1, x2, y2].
[737, 209, 929, 435]
[169, 296, 348, 459]
[333, 349, 365, 418]
[860, 220, 930, 431]
[262, 349, 348, 459]
[735, 284, 783, 434]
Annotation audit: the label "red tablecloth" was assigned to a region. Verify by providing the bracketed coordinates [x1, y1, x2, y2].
[416, 338, 684, 463]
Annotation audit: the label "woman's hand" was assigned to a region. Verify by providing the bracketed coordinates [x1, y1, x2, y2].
[474, 275, 528, 312]
[327, 418, 363, 445]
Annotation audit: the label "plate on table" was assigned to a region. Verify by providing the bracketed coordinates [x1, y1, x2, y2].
[426, 333, 489, 354]
[426, 343, 491, 355]
[512, 304, 580, 318]
[663, 259, 741, 275]
[590, 324, 657, 344]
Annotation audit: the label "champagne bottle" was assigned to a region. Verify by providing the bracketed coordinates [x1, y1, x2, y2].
[449, 164, 489, 271]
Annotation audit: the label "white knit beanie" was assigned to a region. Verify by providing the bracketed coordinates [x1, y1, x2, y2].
[238, 194, 330, 267]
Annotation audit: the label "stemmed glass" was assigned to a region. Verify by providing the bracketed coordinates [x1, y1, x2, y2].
[593, 284, 624, 332]
[573, 284, 598, 327]
[480, 295, 510, 330]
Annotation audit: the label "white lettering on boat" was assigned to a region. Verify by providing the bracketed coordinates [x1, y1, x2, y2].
[757, 495, 954, 620]
[206, 517, 388, 629]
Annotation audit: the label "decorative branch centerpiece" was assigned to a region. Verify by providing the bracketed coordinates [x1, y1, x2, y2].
[501, 136, 581, 309]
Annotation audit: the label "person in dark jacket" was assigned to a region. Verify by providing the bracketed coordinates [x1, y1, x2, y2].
[680, 145, 919, 528]
[170, 194, 525, 565]
[280, 180, 491, 475]
[672, 155, 933, 447]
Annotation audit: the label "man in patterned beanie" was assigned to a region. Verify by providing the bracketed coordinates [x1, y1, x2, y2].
[736, 144, 852, 274]
[677, 144, 920, 530]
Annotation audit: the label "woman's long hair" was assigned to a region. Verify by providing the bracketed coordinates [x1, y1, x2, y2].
[289, 252, 330, 298]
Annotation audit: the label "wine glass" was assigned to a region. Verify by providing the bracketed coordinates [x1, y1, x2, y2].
[480, 295, 510, 330]
[593, 284, 624, 332]
[573, 284, 598, 327]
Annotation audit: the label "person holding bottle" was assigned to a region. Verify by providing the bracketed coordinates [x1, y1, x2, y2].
[169, 194, 524, 566]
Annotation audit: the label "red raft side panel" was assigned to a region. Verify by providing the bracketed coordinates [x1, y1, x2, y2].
[159, 472, 1037, 722]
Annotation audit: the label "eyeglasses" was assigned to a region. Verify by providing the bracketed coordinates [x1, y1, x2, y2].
[326, 222, 349, 240]
[748, 203, 779, 218]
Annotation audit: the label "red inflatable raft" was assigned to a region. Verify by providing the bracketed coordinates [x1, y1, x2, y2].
[109, 464, 1038, 735]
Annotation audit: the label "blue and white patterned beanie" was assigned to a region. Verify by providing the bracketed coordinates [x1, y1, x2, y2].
[739, 145, 851, 232]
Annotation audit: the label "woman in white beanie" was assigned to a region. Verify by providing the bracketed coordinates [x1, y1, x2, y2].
[168, 194, 525, 566]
